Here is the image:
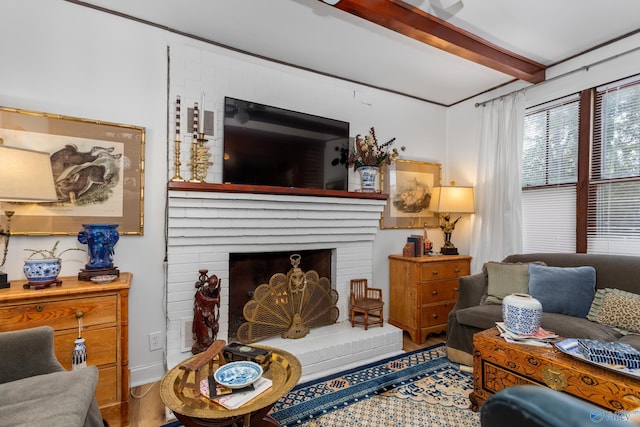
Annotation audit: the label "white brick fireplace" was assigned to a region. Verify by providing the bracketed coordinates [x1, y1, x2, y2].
[166, 184, 403, 377]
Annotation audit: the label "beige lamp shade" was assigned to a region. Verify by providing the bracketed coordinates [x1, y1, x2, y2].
[0, 146, 57, 202]
[430, 185, 475, 214]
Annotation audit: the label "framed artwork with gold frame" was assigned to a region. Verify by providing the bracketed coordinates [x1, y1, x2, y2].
[380, 159, 441, 229]
[0, 106, 145, 235]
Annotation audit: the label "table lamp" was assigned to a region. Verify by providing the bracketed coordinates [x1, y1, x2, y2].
[0, 144, 58, 288]
[429, 182, 475, 255]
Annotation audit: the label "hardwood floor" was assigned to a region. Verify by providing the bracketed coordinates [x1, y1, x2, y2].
[127, 331, 446, 427]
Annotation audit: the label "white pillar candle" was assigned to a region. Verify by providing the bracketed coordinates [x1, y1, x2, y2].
[199, 92, 205, 134]
[175, 95, 181, 140]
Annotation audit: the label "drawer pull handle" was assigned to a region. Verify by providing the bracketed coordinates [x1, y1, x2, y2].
[36, 305, 44, 312]
[455, 267, 460, 273]
[432, 290, 438, 296]
[454, 287, 459, 292]
[75, 310, 84, 319]
[432, 271, 439, 276]
[432, 313, 438, 319]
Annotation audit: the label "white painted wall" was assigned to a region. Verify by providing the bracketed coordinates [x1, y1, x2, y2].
[1, 1, 170, 385]
[2, 0, 637, 387]
[1, 0, 445, 386]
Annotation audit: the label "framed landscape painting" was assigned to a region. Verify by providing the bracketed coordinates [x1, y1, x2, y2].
[0, 106, 145, 235]
[381, 159, 441, 229]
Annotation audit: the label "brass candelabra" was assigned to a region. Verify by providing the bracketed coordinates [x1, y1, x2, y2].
[188, 132, 213, 183]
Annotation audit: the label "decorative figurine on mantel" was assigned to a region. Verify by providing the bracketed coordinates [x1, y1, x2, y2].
[423, 222, 433, 254]
[192, 269, 221, 354]
[77, 223, 120, 280]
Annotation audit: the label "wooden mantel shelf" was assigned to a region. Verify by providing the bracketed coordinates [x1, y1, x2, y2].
[167, 181, 388, 200]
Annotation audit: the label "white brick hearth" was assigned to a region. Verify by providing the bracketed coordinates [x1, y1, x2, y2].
[166, 186, 403, 374]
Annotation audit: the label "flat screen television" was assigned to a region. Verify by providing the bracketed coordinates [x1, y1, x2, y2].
[223, 97, 350, 190]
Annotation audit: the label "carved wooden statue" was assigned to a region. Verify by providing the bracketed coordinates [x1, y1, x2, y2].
[192, 269, 221, 354]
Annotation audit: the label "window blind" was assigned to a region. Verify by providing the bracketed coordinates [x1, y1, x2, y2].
[522, 97, 579, 187]
[522, 186, 576, 253]
[522, 96, 579, 252]
[588, 78, 640, 255]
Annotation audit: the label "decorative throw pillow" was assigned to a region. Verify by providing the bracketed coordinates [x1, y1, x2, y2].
[483, 262, 530, 304]
[587, 288, 640, 335]
[528, 264, 596, 318]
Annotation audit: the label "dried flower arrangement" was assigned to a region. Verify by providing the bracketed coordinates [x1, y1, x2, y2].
[347, 127, 405, 170]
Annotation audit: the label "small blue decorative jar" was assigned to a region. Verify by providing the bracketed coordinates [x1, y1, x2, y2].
[77, 224, 120, 270]
[502, 293, 542, 336]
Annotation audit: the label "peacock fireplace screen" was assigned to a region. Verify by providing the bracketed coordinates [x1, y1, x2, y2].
[236, 254, 339, 343]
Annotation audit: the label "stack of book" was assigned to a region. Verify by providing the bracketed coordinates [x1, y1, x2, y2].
[496, 322, 559, 347]
[407, 235, 424, 257]
[199, 375, 272, 409]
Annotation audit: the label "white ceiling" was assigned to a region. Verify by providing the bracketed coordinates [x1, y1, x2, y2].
[74, 0, 640, 106]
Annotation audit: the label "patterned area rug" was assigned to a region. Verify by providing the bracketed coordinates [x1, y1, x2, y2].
[161, 344, 479, 427]
[269, 343, 479, 427]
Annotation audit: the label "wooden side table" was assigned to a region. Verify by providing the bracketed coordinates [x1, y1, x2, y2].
[160, 345, 301, 427]
[388, 254, 471, 344]
[0, 273, 131, 427]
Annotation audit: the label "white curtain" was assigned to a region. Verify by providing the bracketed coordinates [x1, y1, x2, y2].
[470, 92, 525, 272]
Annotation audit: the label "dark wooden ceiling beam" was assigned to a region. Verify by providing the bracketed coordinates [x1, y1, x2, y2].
[329, 0, 546, 83]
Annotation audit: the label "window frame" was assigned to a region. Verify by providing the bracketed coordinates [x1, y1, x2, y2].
[522, 75, 640, 254]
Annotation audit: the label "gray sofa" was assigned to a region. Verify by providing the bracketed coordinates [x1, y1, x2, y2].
[0, 326, 104, 427]
[446, 253, 640, 366]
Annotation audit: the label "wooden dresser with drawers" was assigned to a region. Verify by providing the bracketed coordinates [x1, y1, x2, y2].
[389, 254, 470, 344]
[0, 273, 131, 427]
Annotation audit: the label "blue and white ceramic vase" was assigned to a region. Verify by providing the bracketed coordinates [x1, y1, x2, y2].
[72, 337, 87, 370]
[77, 224, 120, 270]
[502, 293, 542, 336]
[357, 166, 379, 192]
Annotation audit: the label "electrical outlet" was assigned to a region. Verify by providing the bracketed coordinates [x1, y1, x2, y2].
[149, 331, 162, 351]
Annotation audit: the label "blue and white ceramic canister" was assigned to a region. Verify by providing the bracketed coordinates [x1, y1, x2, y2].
[357, 166, 379, 192]
[502, 293, 542, 336]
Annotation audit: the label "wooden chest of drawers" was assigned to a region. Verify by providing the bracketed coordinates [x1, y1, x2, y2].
[0, 273, 131, 426]
[388, 254, 470, 344]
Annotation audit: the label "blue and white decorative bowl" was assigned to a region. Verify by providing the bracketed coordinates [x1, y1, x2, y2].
[214, 361, 263, 389]
[23, 259, 62, 283]
[502, 293, 542, 336]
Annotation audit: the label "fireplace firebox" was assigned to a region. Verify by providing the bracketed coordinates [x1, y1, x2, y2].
[228, 249, 332, 340]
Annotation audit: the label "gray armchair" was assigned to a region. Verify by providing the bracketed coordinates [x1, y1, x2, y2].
[0, 326, 104, 427]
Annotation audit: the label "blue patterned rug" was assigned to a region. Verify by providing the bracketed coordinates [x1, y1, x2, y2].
[269, 343, 479, 427]
[162, 344, 479, 427]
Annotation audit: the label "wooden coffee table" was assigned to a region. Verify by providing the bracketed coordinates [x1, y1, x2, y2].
[160, 345, 301, 427]
[470, 327, 640, 412]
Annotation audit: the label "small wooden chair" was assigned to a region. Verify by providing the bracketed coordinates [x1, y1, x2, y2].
[350, 278, 384, 330]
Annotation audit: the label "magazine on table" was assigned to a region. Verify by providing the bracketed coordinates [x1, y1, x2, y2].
[200, 375, 272, 409]
[495, 322, 559, 347]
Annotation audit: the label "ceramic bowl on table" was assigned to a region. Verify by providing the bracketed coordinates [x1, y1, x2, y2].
[90, 275, 118, 284]
[214, 361, 263, 389]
